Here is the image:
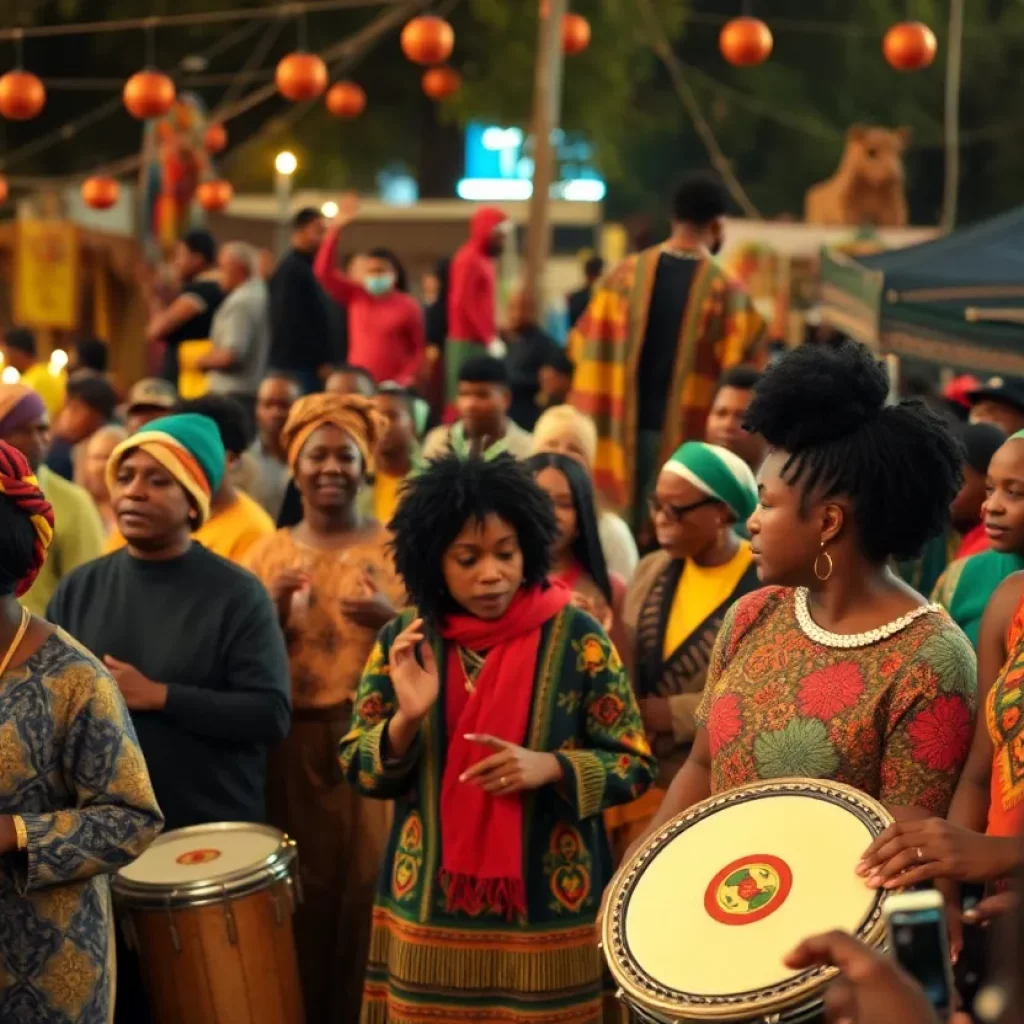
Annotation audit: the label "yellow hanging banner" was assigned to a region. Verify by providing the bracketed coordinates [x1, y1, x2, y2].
[14, 219, 80, 329]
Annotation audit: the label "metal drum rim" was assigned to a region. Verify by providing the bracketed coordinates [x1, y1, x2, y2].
[112, 822, 296, 907]
[602, 777, 894, 1022]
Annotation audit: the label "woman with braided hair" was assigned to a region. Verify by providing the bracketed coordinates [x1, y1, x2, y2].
[634, 340, 977, 850]
[0, 439, 163, 1022]
[246, 392, 405, 1022]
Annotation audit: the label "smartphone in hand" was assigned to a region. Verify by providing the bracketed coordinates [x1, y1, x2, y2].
[884, 890, 955, 1019]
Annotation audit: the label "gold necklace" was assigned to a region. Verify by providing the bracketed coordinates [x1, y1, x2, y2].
[0, 607, 31, 677]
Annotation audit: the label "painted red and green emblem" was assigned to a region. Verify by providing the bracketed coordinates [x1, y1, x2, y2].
[703, 854, 792, 925]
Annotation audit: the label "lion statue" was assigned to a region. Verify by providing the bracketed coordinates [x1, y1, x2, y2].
[805, 125, 910, 228]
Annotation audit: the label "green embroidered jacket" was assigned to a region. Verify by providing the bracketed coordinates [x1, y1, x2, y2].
[339, 605, 656, 930]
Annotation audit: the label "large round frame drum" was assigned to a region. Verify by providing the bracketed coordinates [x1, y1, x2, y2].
[113, 822, 305, 1024]
[602, 779, 894, 1023]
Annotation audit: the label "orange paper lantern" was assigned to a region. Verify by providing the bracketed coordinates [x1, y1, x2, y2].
[197, 179, 234, 213]
[561, 14, 591, 57]
[0, 70, 46, 121]
[81, 176, 120, 210]
[400, 15, 455, 66]
[0, 177, 8, 205]
[123, 70, 176, 120]
[422, 66, 462, 101]
[325, 81, 366, 119]
[275, 52, 328, 102]
[883, 21, 938, 72]
[203, 122, 228, 154]
[719, 16, 774, 67]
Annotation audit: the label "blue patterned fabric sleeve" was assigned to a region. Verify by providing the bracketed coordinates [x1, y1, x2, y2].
[14, 664, 163, 895]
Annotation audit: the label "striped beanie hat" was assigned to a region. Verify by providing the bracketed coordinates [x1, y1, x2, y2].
[106, 413, 226, 526]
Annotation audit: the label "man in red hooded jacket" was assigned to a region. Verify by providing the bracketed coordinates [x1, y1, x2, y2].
[444, 207, 508, 403]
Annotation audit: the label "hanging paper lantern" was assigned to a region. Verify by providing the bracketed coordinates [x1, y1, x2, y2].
[203, 122, 228, 154]
[0, 70, 46, 121]
[81, 176, 120, 210]
[197, 179, 233, 213]
[400, 15, 455, 66]
[123, 70, 176, 120]
[883, 21, 938, 71]
[275, 52, 328, 102]
[719, 16, 774, 67]
[0, 177, 8, 205]
[325, 81, 366, 119]
[422, 66, 462, 101]
[561, 14, 591, 56]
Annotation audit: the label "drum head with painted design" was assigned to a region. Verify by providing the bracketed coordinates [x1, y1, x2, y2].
[605, 780, 892, 1020]
[119, 822, 284, 888]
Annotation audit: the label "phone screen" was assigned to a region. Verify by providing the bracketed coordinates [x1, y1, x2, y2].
[889, 906, 953, 1014]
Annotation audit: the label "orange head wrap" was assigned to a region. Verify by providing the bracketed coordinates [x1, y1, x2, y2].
[281, 393, 381, 474]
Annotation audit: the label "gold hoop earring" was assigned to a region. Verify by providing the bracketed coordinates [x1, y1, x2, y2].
[814, 544, 833, 582]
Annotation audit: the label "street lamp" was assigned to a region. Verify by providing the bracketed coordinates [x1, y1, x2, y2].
[274, 150, 297, 256]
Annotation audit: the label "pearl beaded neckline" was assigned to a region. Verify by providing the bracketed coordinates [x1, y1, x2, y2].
[794, 587, 940, 649]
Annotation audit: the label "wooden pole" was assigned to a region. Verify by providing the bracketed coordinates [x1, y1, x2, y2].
[940, 0, 964, 234]
[522, 0, 568, 308]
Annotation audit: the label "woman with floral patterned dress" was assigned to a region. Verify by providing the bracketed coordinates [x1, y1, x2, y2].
[636, 341, 977, 851]
[340, 452, 655, 1023]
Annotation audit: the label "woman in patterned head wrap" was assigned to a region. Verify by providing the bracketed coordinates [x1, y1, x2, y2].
[245, 392, 406, 1022]
[0, 439, 163, 1024]
[607, 440, 763, 861]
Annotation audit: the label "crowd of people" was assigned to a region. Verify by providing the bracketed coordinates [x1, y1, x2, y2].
[0, 172, 1020, 1024]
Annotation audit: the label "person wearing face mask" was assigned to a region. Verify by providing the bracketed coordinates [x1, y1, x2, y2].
[568, 175, 765, 535]
[314, 194, 426, 388]
[445, 205, 509, 403]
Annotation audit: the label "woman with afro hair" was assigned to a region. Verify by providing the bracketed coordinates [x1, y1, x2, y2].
[636, 339, 977, 848]
[340, 451, 654, 1024]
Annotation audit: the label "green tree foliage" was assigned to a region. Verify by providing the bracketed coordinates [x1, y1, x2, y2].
[5, 0, 1024, 225]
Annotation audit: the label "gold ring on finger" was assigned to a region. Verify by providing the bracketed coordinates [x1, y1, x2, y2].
[500, 776, 507, 787]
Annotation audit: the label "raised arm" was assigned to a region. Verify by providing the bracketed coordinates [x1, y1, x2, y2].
[9, 663, 163, 894]
[313, 193, 364, 306]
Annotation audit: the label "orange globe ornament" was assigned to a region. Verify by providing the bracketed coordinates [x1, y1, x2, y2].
[400, 15, 455, 66]
[123, 70, 176, 120]
[0, 177, 8, 204]
[325, 81, 366, 119]
[0, 70, 46, 121]
[561, 14, 591, 57]
[422, 66, 462, 101]
[203, 122, 228, 154]
[275, 52, 328, 102]
[719, 16, 774, 67]
[197, 179, 233, 213]
[81, 176, 120, 210]
[883, 21, 938, 71]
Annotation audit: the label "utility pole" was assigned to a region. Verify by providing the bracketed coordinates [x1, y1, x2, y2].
[522, 0, 567, 307]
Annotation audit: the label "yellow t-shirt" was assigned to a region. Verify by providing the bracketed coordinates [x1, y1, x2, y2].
[21, 364, 66, 420]
[373, 471, 403, 525]
[105, 491, 275, 565]
[663, 541, 753, 658]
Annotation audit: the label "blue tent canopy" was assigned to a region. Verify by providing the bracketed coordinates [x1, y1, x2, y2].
[820, 207, 1024, 375]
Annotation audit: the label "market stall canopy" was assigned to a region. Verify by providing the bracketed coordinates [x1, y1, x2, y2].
[820, 206, 1024, 375]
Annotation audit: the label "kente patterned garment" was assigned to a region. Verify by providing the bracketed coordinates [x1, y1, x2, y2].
[0, 631, 163, 1023]
[339, 607, 655, 1024]
[695, 587, 976, 811]
[566, 244, 764, 514]
[985, 598, 1024, 837]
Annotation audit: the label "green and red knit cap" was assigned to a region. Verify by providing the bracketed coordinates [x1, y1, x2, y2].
[106, 413, 226, 526]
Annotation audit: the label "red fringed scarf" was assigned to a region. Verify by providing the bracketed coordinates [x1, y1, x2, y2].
[439, 583, 571, 920]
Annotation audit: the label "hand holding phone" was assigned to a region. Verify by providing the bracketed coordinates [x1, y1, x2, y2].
[884, 890, 955, 1019]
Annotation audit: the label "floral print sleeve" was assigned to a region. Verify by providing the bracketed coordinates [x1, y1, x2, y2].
[879, 626, 977, 814]
[553, 616, 656, 821]
[338, 614, 419, 800]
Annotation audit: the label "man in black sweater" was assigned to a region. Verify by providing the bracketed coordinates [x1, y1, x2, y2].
[269, 207, 339, 395]
[47, 412, 291, 830]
